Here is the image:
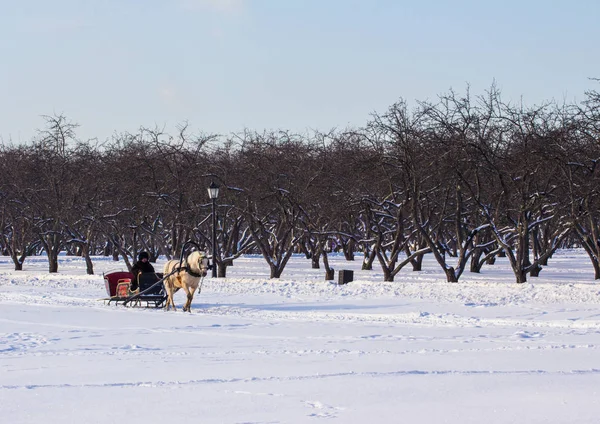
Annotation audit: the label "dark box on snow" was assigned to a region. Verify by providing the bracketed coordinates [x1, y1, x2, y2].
[338, 270, 354, 285]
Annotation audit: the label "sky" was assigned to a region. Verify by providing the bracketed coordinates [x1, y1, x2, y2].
[1, 0, 599, 143]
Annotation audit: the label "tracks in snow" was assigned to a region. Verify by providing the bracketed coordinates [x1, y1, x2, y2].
[4, 367, 600, 391]
[4, 288, 600, 331]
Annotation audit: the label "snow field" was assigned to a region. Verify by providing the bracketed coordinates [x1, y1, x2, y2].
[1, 250, 600, 423]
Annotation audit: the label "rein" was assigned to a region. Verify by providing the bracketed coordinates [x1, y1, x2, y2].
[178, 265, 204, 278]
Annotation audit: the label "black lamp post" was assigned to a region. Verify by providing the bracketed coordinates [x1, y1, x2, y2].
[208, 181, 220, 278]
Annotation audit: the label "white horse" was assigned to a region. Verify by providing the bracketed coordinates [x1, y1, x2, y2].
[163, 251, 209, 312]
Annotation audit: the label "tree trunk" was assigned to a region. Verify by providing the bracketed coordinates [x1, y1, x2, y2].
[322, 250, 334, 280]
[586, 255, 600, 279]
[410, 253, 424, 271]
[48, 252, 59, 273]
[443, 266, 459, 282]
[84, 256, 94, 275]
[9, 252, 24, 271]
[594, 259, 600, 280]
[270, 266, 283, 279]
[80, 244, 94, 275]
[383, 268, 394, 282]
[311, 252, 321, 269]
[470, 248, 484, 273]
[217, 259, 233, 278]
[303, 246, 312, 260]
[503, 242, 529, 284]
[575, 227, 600, 279]
[343, 245, 355, 261]
[529, 264, 542, 277]
[362, 249, 376, 270]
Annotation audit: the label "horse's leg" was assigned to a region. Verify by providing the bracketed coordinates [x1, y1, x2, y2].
[164, 283, 172, 311]
[186, 292, 194, 313]
[187, 284, 199, 313]
[170, 286, 177, 311]
[182, 283, 192, 312]
[165, 281, 177, 311]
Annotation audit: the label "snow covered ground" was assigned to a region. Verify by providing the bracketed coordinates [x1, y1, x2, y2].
[2, 250, 600, 423]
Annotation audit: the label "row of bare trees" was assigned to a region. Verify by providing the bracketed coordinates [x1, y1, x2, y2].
[1, 85, 599, 283]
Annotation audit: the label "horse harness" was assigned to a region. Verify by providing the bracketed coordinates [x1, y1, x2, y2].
[175, 256, 207, 279]
[176, 265, 204, 278]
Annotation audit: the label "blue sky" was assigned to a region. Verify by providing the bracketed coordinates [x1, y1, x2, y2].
[1, 0, 598, 143]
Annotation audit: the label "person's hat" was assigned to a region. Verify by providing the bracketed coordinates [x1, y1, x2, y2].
[138, 252, 150, 261]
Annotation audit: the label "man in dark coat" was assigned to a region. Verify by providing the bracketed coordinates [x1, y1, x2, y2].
[130, 251, 155, 291]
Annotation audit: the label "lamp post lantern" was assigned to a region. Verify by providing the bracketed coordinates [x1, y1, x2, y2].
[208, 181, 220, 278]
